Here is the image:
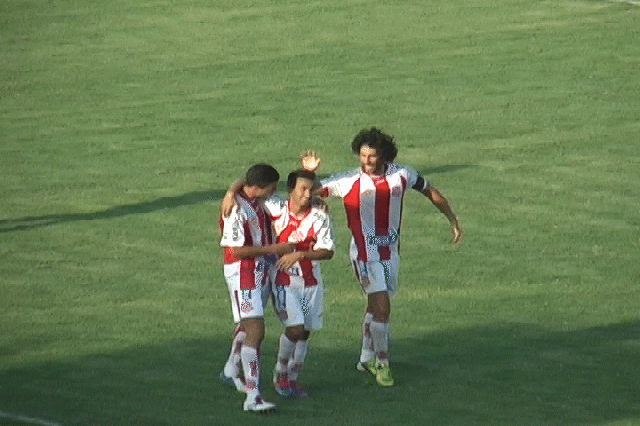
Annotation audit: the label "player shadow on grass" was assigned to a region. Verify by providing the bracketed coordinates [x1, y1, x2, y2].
[2, 320, 640, 425]
[0, 189, 227, 233]
[0, 165, 473, 234]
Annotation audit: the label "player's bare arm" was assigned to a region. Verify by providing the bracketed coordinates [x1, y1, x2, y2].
[423, 186, 462, 244]
[228, 242, 296, 259]
[276, 248, 334, 270]
[220, 179, 245, 217]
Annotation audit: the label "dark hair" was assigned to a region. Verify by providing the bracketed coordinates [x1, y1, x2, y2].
[351, 127, 398, 162]
[286, 169, 316, 192]
[245, 163, 280, 188]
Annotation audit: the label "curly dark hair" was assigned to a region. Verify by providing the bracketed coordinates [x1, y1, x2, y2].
[350, 127, 398, 162]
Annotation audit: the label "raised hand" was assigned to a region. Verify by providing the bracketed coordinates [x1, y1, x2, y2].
[300, 150, 321, 172]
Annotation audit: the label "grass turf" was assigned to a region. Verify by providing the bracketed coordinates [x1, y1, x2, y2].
[1, 0, 640, 425]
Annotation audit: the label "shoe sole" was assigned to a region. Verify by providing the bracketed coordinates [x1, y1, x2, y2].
[376, 377, 395, 387]
[244, 406, 277, 414]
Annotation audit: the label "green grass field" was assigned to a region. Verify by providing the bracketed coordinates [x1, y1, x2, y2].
[2, 0, 640, 425]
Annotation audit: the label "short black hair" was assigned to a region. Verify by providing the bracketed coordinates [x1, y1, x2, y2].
[351, 127, 398, 162]
[286, 169, 316, 192]
[245, 163, 280, 188]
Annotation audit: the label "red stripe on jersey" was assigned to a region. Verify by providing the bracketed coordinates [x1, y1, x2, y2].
[301, 225, 317, 287]
[343, 179, 367, 261]
[239, 259, 256, 290]
[239, 221, 256, 290]
[275, 269, 291, 287]
[374, 176, 391, 261]
[223, 247, 239, 264]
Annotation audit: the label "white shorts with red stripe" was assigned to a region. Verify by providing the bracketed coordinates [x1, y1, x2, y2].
[271, 272, 324, 331]
[350, 239, 399, 296]
[224, 261, 272, 323]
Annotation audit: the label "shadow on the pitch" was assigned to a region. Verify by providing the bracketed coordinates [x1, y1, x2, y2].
[0, 189, 227, 233]
[2, 320, 640, 425]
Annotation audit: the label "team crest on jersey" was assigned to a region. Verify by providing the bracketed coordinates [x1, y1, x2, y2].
[391, 186, 403, 197]
[240, 293, 253, 313]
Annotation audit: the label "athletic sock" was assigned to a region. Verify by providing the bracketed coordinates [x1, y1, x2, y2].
[275, 333, 296, 375]
[288, 339, 309, 381]
[223, 326, 246, 378]
[241, 345, 260, 398]
[369, 320, 390, 366]
[359, 312, 374, 363]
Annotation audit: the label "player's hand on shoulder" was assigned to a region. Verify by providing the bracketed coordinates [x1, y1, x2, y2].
[220, 191, 236, 218]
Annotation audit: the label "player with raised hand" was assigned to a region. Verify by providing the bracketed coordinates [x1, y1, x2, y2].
[301, 127, 461, 387]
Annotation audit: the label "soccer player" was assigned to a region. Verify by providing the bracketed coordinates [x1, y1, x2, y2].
[301, 127, 462, 387]
[219, 163, 296, 413]
[221, 170, 336, 398]
[264, 170, 335, 398]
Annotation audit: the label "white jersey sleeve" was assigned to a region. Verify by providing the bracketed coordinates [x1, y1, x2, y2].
[261, 195, 287, 218]
[400, 165, 430, 192]
[310, 209, 335, 252]
[319, 169, 360, 198]
[220, 205, 245, 248]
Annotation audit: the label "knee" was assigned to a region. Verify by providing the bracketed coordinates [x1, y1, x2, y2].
[373, 309, 390, 323]
[285, 325, 306, 342]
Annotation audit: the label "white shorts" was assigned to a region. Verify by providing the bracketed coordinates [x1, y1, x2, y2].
[224, 261, 272, 323]
[272, 279, 323, 331]
[350, 248, 399, 296]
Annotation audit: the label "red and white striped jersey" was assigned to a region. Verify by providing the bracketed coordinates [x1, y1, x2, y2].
[220, 194, 273, 289]
[319, 163, 429, 263]
[263, 196, 335, 287]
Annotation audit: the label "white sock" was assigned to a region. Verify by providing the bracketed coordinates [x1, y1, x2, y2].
[224, 327, 246, 378]
[288, 339, 309, 381]
[275, 333, 296, 374]
[370, 321, 390, 366]
[241, 345, 260, 398]
[360, 312, 374, 363]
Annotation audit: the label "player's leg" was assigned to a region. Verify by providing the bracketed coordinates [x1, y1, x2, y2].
[240, 316, 276, 411]
[361, 260, 396, 387]
[272, 282, 306, 396]
[273, 325, 299, 397]
[287, 329, 311, 397]
[221, 268, 249, 392]
[352, 259, 376, 368]
[238, 280, 276, 412]
[220, 325, 247, 392]
[286, 281, 322, 397]
[368, 290, 391, 361]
